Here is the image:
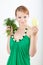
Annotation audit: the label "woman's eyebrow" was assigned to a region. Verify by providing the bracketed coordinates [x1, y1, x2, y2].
[18, 16, 21, 18]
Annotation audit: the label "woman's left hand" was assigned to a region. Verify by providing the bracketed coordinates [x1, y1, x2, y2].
[31, 26, 39, 35]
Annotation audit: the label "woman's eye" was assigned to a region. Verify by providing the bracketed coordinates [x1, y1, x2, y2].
[24, 16, 26, 18]
[18, 17, 21, 19]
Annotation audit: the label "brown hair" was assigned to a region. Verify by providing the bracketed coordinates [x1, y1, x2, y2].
[15, 5, 29, 16]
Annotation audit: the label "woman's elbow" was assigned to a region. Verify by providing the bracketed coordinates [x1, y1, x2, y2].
[7, 44, 10, 54]
[29, 50, 37, 57]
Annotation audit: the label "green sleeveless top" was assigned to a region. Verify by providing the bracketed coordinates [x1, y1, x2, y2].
[7, 35, 30, 65]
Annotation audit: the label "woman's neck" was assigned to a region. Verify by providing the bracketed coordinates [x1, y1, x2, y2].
[19, 24, 27, 30]
[19, 22, 28, 29]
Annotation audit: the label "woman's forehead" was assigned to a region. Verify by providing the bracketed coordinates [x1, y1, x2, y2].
[16, 11, 28, 16]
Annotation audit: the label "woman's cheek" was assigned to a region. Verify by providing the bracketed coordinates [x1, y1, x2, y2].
[17, 18, 20, 22]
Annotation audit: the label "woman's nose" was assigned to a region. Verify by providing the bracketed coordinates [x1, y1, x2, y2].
[21, 18, 24, 21]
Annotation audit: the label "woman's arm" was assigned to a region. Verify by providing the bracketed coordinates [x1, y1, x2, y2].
[6, 26, 13, 54]
[29, 26, 38, 57]
[29, 34, 38, 57]
[7, 35, 11, 54]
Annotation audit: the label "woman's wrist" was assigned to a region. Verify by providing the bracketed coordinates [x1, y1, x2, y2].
[31, 33, 38, 40]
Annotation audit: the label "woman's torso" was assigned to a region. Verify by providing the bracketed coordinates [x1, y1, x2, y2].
[7, 26, 31, 65]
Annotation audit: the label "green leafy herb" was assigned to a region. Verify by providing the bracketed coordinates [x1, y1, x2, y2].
[4, 18, 18, 36]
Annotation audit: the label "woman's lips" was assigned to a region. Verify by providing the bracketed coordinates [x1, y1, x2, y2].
[21, 22, 24, 23]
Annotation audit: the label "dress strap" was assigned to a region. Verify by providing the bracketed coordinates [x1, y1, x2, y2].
[11, 34, 14, 38]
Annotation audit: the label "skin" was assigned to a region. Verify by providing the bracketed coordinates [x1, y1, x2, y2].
[7, 11, 38, 57]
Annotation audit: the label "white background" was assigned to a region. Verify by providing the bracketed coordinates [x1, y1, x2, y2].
[0, 0, 43, 65]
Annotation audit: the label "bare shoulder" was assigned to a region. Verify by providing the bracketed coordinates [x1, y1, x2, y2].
[27, 25, 31, 29]
[27, 25, 32, 37]
[27, 25, 32, 32]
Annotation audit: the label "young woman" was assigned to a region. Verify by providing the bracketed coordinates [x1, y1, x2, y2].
[7, 5, 38, 65]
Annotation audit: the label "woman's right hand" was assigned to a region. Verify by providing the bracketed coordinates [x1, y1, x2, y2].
[6, 26, 13, 37]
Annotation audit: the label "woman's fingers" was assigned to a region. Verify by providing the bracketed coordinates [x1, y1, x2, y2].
[6, 26, 11, 31]
[10, 27, 13, 35]
[32, 26, 39, 35]
[6, 26, 13, 35]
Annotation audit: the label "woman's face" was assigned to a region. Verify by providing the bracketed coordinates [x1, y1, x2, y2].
[16, 11, 29, 25]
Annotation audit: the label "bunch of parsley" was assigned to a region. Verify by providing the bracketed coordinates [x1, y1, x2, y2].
[4, 18, 18, 36]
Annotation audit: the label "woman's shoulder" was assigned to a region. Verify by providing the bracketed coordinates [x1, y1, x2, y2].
[27, 25, 32, 31]
[27, 25, 32, 37]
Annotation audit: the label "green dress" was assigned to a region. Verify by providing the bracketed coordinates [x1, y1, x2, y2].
[7, 34, 30, 65]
